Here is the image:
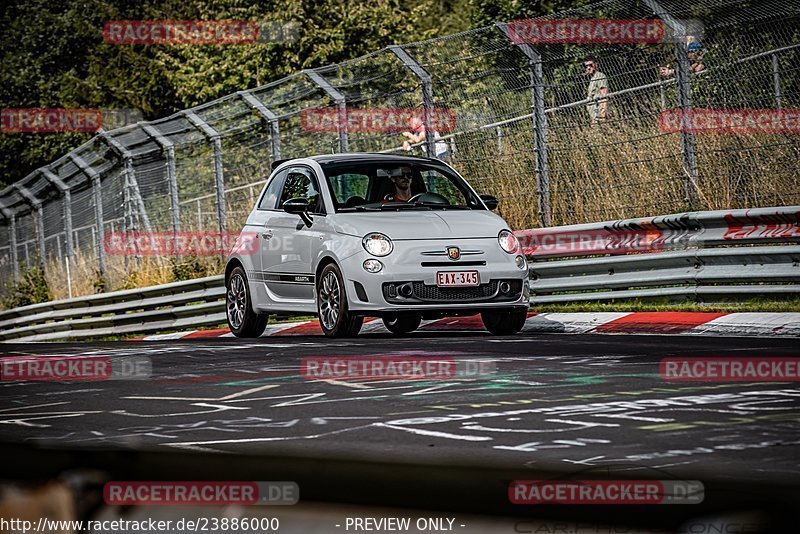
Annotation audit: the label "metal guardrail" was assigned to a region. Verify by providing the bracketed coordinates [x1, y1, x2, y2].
[520, 205, 800, 304]
[0, 206, 798, 341]
[0, 275, 225, 342]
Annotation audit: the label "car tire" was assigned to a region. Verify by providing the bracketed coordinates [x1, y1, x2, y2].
[481, 308, 528, 335]
[383, 313, 422, 335]
[317, 263, 363, 338]
[227, 266, 269, 338]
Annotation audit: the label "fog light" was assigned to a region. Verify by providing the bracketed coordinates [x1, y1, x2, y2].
[363, 259, 383, 273]
[515, 255, 526, 270]
[499, 281, 512, 294]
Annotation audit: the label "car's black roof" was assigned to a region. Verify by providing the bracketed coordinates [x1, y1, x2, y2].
[271, 153, 441, 171]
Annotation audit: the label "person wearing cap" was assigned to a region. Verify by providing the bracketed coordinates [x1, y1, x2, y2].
[659, 41, 705, 77]
[687, 41, 705, 73]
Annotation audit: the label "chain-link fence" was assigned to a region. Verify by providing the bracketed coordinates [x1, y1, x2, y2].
[1, 0, 798, 298]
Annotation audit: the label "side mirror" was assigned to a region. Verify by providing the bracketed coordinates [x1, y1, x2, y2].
[480, 194, 499, 211]
[282, 197, 313, 227]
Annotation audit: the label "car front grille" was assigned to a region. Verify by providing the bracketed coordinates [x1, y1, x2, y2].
[382, 280, 523, 305]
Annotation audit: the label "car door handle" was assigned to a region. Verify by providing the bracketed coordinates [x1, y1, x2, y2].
[262, 230, 273, 239]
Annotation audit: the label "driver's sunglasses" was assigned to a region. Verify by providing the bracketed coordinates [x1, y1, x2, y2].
[400, 171, 412, 178]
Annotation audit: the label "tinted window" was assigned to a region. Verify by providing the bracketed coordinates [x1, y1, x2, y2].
[321, 161, 483, 211]
[258, 171, 285, 210]
[279, 168, 325, 214]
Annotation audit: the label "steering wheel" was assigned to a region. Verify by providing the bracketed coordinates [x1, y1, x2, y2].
[407, 192, 450, 205]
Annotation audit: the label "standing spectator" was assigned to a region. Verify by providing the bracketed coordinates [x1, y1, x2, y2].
[402, 116, 451, 161]
[659, 41, 705, 77]
[687, 41, 705, 73]
[584, 57, 609, 125]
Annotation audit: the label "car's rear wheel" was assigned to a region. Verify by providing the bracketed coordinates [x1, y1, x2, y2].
[227, 266, 269, 337]
[383, 313, 422, 335]
[481, 308, 527, 335]
[317, 263, 363, 338]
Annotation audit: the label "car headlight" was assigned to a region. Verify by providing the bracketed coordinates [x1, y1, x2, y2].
[498, 230, 519, 254]
[362, 233, 393, 256]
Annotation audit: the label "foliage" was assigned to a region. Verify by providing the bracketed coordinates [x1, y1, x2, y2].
[1, 264, 50, 308]
[0, 0, 473, 183]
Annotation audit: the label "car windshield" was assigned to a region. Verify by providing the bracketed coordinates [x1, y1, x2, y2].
[321, 161, 484, 212]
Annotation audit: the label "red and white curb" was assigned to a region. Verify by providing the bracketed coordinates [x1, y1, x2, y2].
[139, 312, 800, 340]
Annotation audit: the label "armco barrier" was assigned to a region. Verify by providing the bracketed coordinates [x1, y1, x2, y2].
[0, 275, 224, 342]
[519, 206, 800, 304]
[0, 206, 798, 341]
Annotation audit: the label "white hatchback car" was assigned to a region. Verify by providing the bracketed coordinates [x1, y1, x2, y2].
[225, 153, 529, 338]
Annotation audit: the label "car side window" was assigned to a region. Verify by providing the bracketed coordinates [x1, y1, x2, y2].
[258, 171, 286, 210]
[279, 168, 325, 214]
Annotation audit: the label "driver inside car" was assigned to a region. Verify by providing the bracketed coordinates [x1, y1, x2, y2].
[381, 165, 415, 203]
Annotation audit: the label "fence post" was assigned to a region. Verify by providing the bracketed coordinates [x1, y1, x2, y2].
[141, 124, 181, 235]
[69, 153, 106, 278]
[12, 184, 45, 267]
[389, 45, 437, 159]
[772, 53, 782, 109]
[495, 22, 552, 227]
[40, 168, 73, 262]
[100, 131, 153, 234]
[238, 91, 281, 161]
[184, 110, 227, 234]
[122, 168, 132, 235]
[496, 126, 503, 153]
[305, 70, 349, 153]
[643, 0, 700, 206]
[0, 206, 19, 278]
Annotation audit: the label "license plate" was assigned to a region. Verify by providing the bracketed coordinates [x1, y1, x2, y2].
[436, 271, 479, 287]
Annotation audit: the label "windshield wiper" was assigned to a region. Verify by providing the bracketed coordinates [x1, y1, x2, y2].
[408, 201, 472, 210]
[379, 202, 431, 210]
[338, 203, 431, 212]
[338, 205, 374, 212]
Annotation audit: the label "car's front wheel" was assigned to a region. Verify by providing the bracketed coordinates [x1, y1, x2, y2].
[481, 308, 528, 335]
[383, 313, 422, 335]
[227, 266, 269, 337]
[317, 263, 363, 338]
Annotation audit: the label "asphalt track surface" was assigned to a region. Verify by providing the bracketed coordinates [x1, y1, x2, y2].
[2, 331, 800, 486]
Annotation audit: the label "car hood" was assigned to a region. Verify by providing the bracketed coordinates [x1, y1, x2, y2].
[332, 210, 510, 239]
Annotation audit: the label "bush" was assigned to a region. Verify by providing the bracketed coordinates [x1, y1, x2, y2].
[2, 265, 50, 309]
[171, 257, 209, 282]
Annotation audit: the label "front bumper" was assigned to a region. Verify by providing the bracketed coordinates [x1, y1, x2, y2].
[341, 238, 529, 313]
